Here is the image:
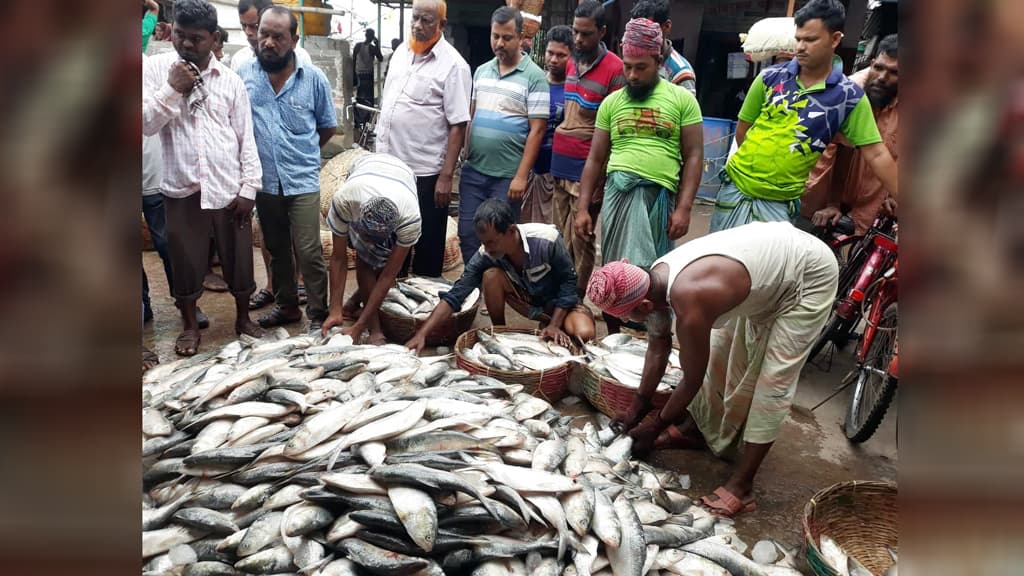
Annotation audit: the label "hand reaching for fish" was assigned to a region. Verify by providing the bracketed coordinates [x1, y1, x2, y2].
[539, 325, 571, 348]
[320, 312, 345, 338]
[405, 333, 426, 356]
[628, 413, 670, 456]
[613, 394, 655, 434]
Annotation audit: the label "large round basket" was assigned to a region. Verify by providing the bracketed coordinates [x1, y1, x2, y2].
[803, 480, 897, 576]
[578, 362, 672, 420]
[455, 327, 578, 402]
[379, 288, 480, 347]
[522, 13, 542, 39]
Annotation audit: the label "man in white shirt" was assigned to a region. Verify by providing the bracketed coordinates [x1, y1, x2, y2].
[377, 0, 471, 278]
[143, 0, 265, 355]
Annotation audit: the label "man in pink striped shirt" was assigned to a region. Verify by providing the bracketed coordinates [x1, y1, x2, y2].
[143, 0, 265, 355]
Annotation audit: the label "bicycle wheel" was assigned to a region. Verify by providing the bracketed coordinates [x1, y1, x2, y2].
[845, 303, 898, 443]
[808, 313, 854, 362]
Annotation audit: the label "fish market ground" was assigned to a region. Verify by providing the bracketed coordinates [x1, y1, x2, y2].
[143, 205, 896, 552]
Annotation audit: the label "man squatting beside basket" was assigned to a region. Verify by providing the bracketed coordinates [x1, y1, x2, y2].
[406, 199, 596, 355]
[586, 221, 838, 517]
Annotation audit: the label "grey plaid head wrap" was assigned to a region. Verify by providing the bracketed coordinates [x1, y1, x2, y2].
[358, 196, 400, 238]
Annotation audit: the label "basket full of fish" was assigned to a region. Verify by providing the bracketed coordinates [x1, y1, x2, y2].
[142, 328, 807, 576]
[455, 327, 582, 402]
[577, 334, 685, 420]
[379, 277, 480, 347]
[803, 480, 898, 576]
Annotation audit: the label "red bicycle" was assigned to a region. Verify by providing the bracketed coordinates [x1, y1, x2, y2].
[806, 215, 898, 442]
[844, 254, 897, 442]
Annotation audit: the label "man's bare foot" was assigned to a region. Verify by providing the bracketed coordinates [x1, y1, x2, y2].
[235, 319, 266, 338]
[204, 271, 229, 292]
[366, 330, 387, 346]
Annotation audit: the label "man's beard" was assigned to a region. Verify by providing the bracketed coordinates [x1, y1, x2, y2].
[625, 81, 656, 101]
[258, 49, 293, 73]
[409, 28, 442, 54]
[865, 82, 897, 108]
[573, 47, 598, 62]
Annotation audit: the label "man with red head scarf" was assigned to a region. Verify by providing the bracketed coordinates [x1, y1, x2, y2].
[575, 17, 703, 334]
[587, 221, 838, 518]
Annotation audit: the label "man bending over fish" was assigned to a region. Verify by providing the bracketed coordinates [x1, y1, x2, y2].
[586, 221, 838, 517]
[406, 199, 596, 354]
[322, 153, 422, 343]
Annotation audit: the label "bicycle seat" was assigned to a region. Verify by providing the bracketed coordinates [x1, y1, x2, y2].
[833, 214, 856, 236]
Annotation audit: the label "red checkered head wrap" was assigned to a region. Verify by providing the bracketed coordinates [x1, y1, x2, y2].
[587, 259, 651, 318]
[622, 18, 663, 58]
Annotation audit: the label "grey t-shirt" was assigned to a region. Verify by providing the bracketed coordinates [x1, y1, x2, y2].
[142, 133, 162, 196]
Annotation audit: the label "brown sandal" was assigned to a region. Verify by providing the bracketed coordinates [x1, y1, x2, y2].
[257, 306, 302, 328]
[143, 347, 160, 372]
[174, 330, 201, 357]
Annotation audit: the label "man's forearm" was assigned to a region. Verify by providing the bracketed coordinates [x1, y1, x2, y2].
[658, 320, 711, 423]
[327, 248, 349, 316]
[548, 307, 569, 331]
[636, 334, 672, 401]
[356, 246, 410, 327]
[441, 123, 466, 177]
[515, 127, 545, 181]
[676, 148, 702, 215]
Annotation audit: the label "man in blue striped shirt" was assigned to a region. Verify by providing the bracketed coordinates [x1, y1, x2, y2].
[239, 7, 337, 331]
[459, 6, 549, 265]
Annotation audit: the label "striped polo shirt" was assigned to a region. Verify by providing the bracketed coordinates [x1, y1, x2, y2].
[550, 44, 625, 182]
[466, 56, 550, 179]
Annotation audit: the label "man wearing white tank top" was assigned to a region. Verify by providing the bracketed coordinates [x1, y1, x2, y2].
[586, 221, 838, 517]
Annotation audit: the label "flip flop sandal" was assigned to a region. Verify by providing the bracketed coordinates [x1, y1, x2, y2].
[143, 347, 160, 372]
[249, 288, 275, 310]
[203, 272, 229, 292]
[174, 330, 201, 357]
[700, 487, 757, 518]
[258, 306, 302, 328]
[297, 284, 308, 305]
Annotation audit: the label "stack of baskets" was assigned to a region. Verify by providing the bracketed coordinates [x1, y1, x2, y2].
[803, 480, 898, 576]
[456, 327, 577, 402]
[379, 284, 479, 347]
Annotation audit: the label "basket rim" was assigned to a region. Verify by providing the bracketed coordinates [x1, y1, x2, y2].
[802, 479, 898, 573]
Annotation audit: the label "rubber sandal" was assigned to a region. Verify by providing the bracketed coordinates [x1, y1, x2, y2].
[174, 330, 201, 357]
[143, 347, 160, 372]
[249, 288, 275, 310]
[297, 284, 308, 306]
[701, 487, 757, 518]
[258, 305, 302, 328]
[203, 272, 229, 292]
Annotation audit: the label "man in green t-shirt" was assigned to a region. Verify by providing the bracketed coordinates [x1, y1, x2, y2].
[575, 17, 703, 333]
[710, 0, 898, 232]
[141, 0, 159, 53]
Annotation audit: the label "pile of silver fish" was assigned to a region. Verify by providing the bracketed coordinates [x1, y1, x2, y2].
[818, 535, 896, 576]
[582, 334, 684, 392]
[143, 329, 807, 576]
[460, 330, 583, 372]
[381, 277, 480, 320]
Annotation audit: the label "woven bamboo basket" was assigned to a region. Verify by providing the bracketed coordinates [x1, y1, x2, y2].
[521, 0, 545, 16]
[379, 287, 480, 346]
[803, 480, 898, 576]
[442, 217, 462, 272]
[522, 13, 542, 39]
[578, 362, 673, 420]
[455, 327, 579, 402]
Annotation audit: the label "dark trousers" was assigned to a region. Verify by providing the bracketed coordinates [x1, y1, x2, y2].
[401, 174, 447, 278]
[142, 193, 173, 312]
[255, 191, 328, 321]
[163, 192, 255, 303]
[355, 73, 375, 127]
[458, 164, 519, 265]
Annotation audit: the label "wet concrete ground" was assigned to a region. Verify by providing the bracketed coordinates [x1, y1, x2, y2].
[142, 203, 896, 553]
